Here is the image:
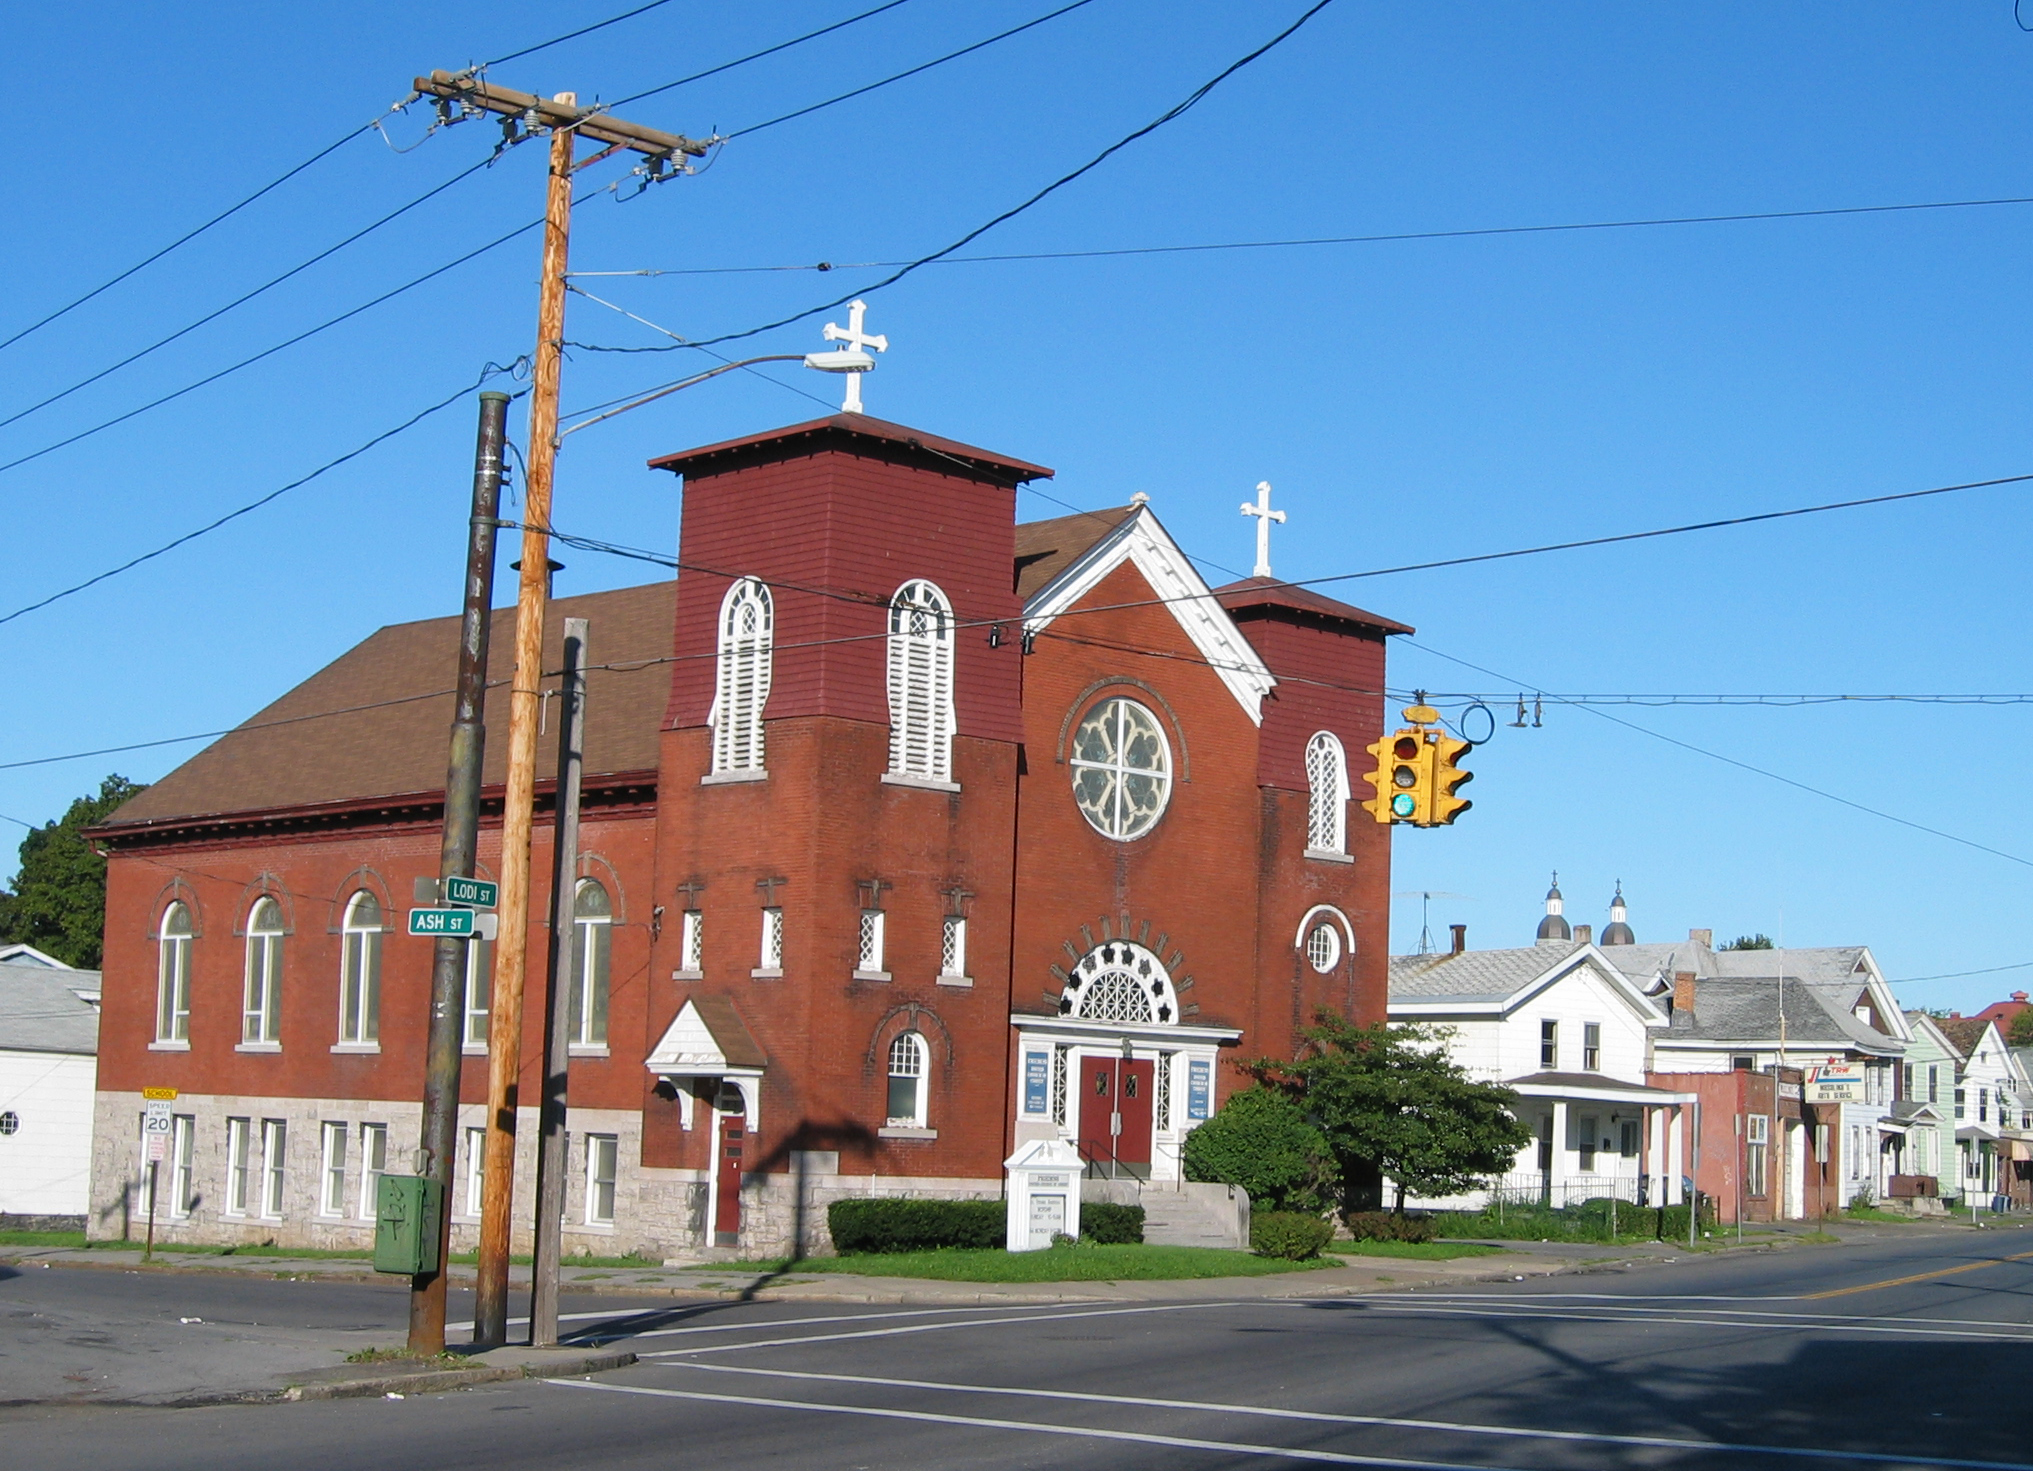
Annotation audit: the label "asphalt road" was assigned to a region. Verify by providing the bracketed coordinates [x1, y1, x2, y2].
[9, 1226, 2033, 1469]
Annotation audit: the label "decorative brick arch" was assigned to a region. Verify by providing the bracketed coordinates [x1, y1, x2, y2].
[1051, 675, 1193, 782]
[574, 851, 628, 922]
[327, 867, 394, 933]
[1044, 916, 1197, 1020]
[864, 1001, 954, 1073]
[147, 878, 202, 938]
[234, 872, 297, 936]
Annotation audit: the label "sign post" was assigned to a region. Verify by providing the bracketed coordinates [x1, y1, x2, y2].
[140, 1088, 177, 1262]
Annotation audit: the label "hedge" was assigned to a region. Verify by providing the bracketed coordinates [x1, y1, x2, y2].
[1342, 1210, 1437, 1243]
[1251, 1210, 1335, 1260]
[1082, 1202, 1145, 1245]
[828, 1198, 1004, 1253]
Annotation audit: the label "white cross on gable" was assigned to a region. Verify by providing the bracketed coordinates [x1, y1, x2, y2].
[820, 299, 888, 414]
[1240, 480, 1286, 578]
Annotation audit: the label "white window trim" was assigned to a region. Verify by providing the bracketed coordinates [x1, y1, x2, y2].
[938, 915, 971, 987]
[1069, 697, 1173, 842]
[320, 1121, 348, 1217]
[855, 908, 889, 982]
[569, 880, 612, 1050]
[1304, 730, 1351, 856]
[885, 578, 957, 784]
[463, 934, 492, 1054]
[709, 576, 773, 776]
[243, 898, 284, 1046]
[358, 1123, 388, 1221]
[169, 1115, 195, 1219]
[338, 891, 383, 1046]
[463, 1126, 487, 1219]
[753, 906, 784, 978]
[259, 1119, 288, 1220]
[224, 1117, 251, 1216]
[674, 910, 704, 979]
[584, 1133, 620, 1227]
[886, 1030, 929, 1129]
[156, 902, 192, 1045]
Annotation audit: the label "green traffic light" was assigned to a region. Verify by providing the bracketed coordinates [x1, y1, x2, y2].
[1391, 792, 1417, 818]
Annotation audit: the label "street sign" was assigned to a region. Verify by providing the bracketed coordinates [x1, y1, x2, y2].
[142, 1100, 173, 1162]
[1806, 1062, 1863, 1103]
[409, 906, 476, 938]
[141, 1086, 178, 1101]
[444, 876, 498, 909]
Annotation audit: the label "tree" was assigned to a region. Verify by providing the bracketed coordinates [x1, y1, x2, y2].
[0, 775, 144, 968]
[1721, 934, 1775, 951]
[1246, 1012, 1533, 1213]
[1181, 1085, 1337, 1213]
[2009, 1009, 2033, 1048]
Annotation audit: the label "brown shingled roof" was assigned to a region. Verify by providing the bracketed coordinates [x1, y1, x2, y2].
[103, 582, 675, 831]
[1214, 576, 1413, 636]
[1935, 1015, 1995, 1060]
[1013, 504, 1140, 602]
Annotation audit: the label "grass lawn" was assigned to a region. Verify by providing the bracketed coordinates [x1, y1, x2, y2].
[686, 1244, 1335, 1282]
[1329, 1241, 1506, 1261]
[0, 1230, 86, 1248]
[1842, 1208, 1915, 1224]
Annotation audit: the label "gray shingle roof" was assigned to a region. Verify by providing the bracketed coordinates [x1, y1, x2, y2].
[1654, 975, 1897, 1054]
[1389, 942, 1583, 1001]
[0, 963, 100, 1054]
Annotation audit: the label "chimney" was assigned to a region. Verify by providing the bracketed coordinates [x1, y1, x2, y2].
[1574, 924, 1593, 944]
[1450, 923, 1467, 956]
[2015, 992, 2029, 1004]
[1689, 927, 1712, 948]
[1673, 970, 1697, 1016]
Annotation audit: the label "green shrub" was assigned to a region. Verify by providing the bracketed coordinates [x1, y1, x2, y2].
[1182, 1086, 1338, 1212]
[1433, 1197, 1716, 1244]
[827, 1198, 1004, 1253]
[1342, 1210, 1437, 1243]
[1082, 1202, 1145, 1244]
[1251, 1210, 1335, 1260]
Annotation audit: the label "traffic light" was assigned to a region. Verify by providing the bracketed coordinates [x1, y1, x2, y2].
[1430, 729, 1473, 825]
[1360, 704, 1474, 827]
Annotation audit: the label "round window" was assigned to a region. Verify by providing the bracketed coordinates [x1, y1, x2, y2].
[1069, 697, 1172, 840]
[1305, 922, 1342, 974]
[0, 1110, 18, 1135]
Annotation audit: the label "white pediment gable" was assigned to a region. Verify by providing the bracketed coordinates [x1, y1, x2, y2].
[646, 998, 735, 1074]
[1511, 949, 1667, 1026]
[1022, 505, 1275, 725]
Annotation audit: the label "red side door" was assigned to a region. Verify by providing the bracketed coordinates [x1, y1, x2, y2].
[714, 1106, 744, 1245]
[1077, 1057, 1116, 1168]
[1116, 1060, 1155, 1172]
[1077, 1057, 1156, 1176]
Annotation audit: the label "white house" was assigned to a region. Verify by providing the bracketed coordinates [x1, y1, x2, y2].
[1927, 1016, 2032, 1208]
[1388, 916, 1695, 1210]
[0, 960, 101, 1226]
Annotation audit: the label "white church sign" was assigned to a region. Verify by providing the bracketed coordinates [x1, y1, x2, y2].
[1005, 1138, 1084, 1251]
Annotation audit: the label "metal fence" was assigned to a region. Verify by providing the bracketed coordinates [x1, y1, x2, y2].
[1483, 1172, 1649, 1211]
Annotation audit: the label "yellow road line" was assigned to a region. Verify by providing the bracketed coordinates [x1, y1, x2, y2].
[1804, 1249, 2033, 1300]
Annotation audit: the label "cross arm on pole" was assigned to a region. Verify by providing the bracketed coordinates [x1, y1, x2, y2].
[414, 71, 710, 159]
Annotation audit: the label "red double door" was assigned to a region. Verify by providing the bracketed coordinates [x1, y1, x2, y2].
[1077, 1056, 1155, 1178]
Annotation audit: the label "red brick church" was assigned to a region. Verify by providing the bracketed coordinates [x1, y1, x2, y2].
[88, 411, 1405, 1256]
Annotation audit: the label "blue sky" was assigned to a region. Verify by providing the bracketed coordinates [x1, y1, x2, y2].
[3, 3, 2030, 1011]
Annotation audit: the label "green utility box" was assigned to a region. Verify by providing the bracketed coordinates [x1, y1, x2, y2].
[373, 1175, 444, 1275]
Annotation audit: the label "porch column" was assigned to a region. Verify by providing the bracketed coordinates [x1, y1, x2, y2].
[1549, 1100, 1569, 1208]
[1668, 1103, 1686, 1206]
[1646, 1107, 1663, 1203]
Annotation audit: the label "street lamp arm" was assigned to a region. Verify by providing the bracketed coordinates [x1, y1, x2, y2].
[558, 355, 808, 439]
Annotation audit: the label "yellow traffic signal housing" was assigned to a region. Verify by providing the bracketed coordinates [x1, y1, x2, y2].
[1430, 730, 1473, 825]
[1361, 703, 1473, 827]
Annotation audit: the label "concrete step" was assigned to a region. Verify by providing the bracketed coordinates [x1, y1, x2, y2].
[1136, 1187, 1242, 1248]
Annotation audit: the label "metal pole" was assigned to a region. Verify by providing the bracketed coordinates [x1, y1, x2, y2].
[1688, 1101, 1700, 1250]
[531, 617, 588, 1347]
[143, 1162, 157, 1262]
[407, 390, 508, 1355]
[474, 100, 576, 1349]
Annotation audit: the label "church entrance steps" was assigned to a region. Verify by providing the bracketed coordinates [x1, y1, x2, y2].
[1134, 1181, 1251, 1250]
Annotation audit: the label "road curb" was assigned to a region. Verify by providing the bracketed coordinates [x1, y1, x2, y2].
[282, 1349, 638, 1401]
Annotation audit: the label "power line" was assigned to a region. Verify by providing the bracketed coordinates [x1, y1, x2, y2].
[580, 192, 2033, 277]
[1891, 960, 2033, 986]
[1401, 638, 2033, 872]
[608, 0, 920, 107]
[635, 0, 1341, 355]
[562, 284, 837, 412]
[484, 0, 679, 67]
[730, 0, 1100, 138]
[0, 215, 544, 484]
[0, 118, 386, 357]
[0, 152, 498, 436]
[0, 365, 527, 629]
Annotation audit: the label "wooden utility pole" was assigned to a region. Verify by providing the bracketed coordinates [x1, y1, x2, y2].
[411, 69, 706, 1350]
[407, 389, 509, 1356]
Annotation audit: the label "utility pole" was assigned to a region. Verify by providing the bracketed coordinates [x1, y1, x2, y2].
[408, 390, 508, 1356]
[531, 618, 588, 1347]
[411, 69, 706, 1349]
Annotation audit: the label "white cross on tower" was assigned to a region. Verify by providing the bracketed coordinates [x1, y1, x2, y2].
[1240, 480, 1286, 578]
[820, 299, 888, 414]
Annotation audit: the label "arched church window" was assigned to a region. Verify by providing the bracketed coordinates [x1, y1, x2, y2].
[711, 577, 773, 774]
[242, 896, 284, 1045]
[569, 880, 612, 1047]
[886, 579, 955, 782]
[156, 901, 193, 1044]
[1060, 941, 1178, 1025]
[338, 891, 382, 1045]
[887, 1031, 928, 1126]
[1305, 731, 1349, 854]
[1069, 697, 1171, 840]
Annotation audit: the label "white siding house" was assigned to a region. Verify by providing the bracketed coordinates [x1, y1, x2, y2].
[0, 961, 101, 1225]
[1389, 939, 1695, 1209]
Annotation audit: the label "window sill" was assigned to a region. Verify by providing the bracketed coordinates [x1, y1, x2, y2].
[936, 974, 974, 989]
[235, 1041, 281, 1054]
[852, 969, 892, 983]
[1304, 848, 1355, 865]
[701, 768, 768, 786]
[148, 1039, 190, 1052]
[569, 1045, 611, 1058]
[881, 772, 961, 794]
[751, 967, 783, 980]
[878, 1126, 938, 1140]
[671, 968, 703, 982]
[330, 1042, 382, 1055]
[462, 1044, 488, 1056]
[577, 1221, 617, 1234]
